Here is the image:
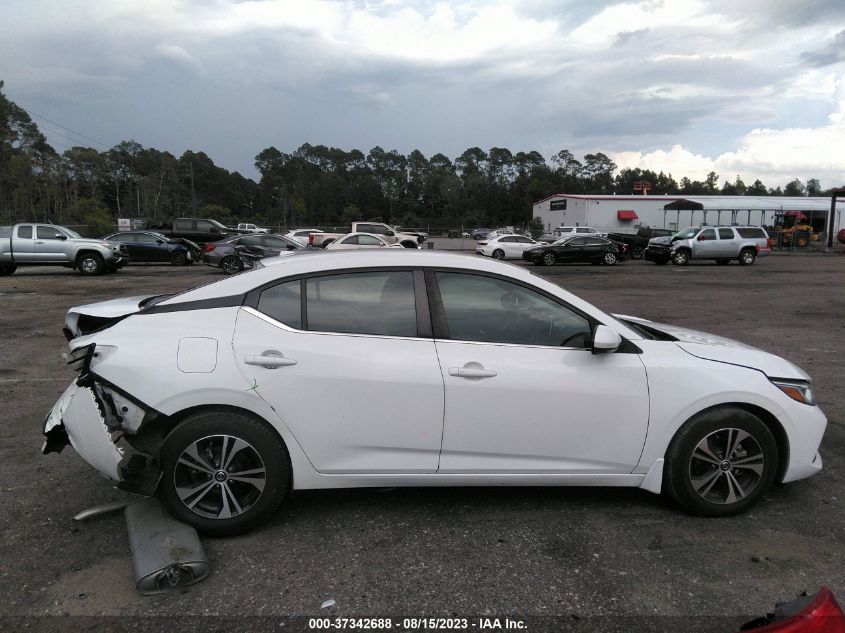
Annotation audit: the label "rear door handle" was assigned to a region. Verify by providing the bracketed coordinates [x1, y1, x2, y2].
[448, 366, 497, 378]
[244, 353, 297, 368]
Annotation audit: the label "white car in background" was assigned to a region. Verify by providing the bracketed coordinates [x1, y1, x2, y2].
[236, 223, 270, 234]
[476, 234, 541, 259]
[44, 251, 826, 535]
[553, 226, 606, 239]
[324, 232, 405, 250]
[285, 228, 322, 245]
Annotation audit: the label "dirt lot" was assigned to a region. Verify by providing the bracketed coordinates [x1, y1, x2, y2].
[0, 253, 843, 629]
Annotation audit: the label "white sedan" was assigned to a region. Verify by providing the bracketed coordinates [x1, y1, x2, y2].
[476, 234, 541, 259]
[45, 251, 826, 535]
[325, 232, 405, 250]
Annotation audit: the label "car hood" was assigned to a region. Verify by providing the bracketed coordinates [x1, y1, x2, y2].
[648, 235, 673, 245]
[65, 295, 159, 338]
[615, 314, 811, 380]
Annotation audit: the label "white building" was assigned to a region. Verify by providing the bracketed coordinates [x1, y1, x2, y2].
[532, 194, 844, 236]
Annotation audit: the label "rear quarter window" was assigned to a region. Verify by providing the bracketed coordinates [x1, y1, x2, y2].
[0, 226, 11, 238]
[737, 228, 768, 239]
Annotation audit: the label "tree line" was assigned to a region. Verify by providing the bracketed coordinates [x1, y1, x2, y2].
[0, 80, 836, 235]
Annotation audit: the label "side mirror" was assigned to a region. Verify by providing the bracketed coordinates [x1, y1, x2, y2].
[55, 233, 68, 240]
[592, 325, 622, 354]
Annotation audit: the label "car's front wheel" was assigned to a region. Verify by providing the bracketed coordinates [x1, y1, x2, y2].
[664, 407, 778, 517]
[77, 253, 104, 275]
[672, 249, 690, 265]
[158, 409, 291, 535]
[542, 252, 556, 266]
[603, 251, 618, 265]
[630, 245, 644, 259]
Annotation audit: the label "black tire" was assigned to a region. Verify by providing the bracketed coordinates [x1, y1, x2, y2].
[0, 264, 16, 275]
[630, 245, 644, 259]
[158, 409, 291, 536]
[672, 249, 690, 266]
[77, 252, 104, 276]
[738, 248, 756, 266]
[542, 252, 556, 266]
[664, 407, 778, 517]
[492, 249, 505, 260]
[220, 255, 243, 275]
[603, 251, 618, 266]
[170, 251, 187, 266]
[716, 259, 730, 265]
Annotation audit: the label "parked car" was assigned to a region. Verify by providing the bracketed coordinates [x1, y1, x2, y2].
[285, 228, 323, 245]
[470, 228, 493, 240]
[324, 232, 405, 250]
[233, 223, 270, 234]
[475, 234, 541, 259]
[102, 231, 200, 265]
[1, 223, 128, 276]
[149, 218, 232, 245]
[553, 226, 606, 238]
[606, 226, 674, 259]
[523, 235, 622, 266]
[203, 233, 306, 274]
[45, 250, 826, 535]
[309, 222, 422, 248]
[645, 226, 770, 266]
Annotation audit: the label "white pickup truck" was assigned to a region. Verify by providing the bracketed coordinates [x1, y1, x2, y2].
[308, 222, 423, 248]
[0, 223, 129, 275]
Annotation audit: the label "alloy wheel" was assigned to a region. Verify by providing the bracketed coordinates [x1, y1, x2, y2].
[603, 252, 617, 265]
[543, 253, 555, 266]
[688, 428, 764, 505]
[173, 434, 267, 520]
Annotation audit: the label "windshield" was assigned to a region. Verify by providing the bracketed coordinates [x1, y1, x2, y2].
[60, 227, 82, 239]
[674, 228, 698, 239]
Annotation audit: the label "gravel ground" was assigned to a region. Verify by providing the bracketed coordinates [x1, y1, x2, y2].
[0, 252, 842, 630]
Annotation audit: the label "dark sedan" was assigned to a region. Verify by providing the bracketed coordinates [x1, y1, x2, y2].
[102, 231, 200, 265]
[522, 235, 624, 266]
[203, 233, 307, 274]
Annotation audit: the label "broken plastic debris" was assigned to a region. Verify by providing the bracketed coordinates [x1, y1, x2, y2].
[321, 599, 336, 609]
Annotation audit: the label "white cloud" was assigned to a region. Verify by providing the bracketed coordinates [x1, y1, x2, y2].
[611, 100, 845, 187]
[155, 43, 201, 69]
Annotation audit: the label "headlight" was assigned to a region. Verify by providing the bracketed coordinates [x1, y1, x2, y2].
[771, 379, 815, 405]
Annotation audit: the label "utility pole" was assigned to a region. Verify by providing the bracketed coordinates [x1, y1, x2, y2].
[829, 187, 844, 249]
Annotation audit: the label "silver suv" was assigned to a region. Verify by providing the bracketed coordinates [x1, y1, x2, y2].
[667, 226, 770, 266]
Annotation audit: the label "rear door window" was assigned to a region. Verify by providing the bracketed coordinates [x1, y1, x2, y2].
[718, 228, 735, 240]
[737, 228, 767, 239]
[306, 271, 417, 337]
[17, 226, 33, 239]
[257, 280, 302, 329]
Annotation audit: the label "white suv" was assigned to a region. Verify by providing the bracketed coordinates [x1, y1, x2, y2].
[669, 226, 770, 266]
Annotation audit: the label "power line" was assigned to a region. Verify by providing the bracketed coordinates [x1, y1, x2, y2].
[21, 106, 109, 149]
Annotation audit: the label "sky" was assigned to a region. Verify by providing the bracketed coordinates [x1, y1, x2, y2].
[1, 0, 844, 188]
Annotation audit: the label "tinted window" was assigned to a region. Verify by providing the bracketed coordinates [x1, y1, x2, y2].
[568, 237, 586, 246]
[500, 236, 515, 242]
[306, 272, 416, 337]
[699, 229, 716, 241]
[136, 233, 158, 243]
[516, 236, 534, 243]
[18, 226, 32, 239]
[174, 219, 193, 230]
[196, 221, 213, 231]
[718, 228, 735, 239]
[584, 237, 605, 245]
[0, 227, 11, 238]
[435, 272, 592, 347]
[264, 236, 298, 249]
[36, 226, 63, 239]
[257, 280, 302, 329]
[737, 227, 767, 239]
[108, 233, 132, 242]
[240, 235, 263, 246]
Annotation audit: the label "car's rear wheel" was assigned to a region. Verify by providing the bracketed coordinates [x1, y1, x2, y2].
[630, 245, 644, 259]
[603, 252, 618, 266]
[739, 249, 756, 266]
[170, 251, 187, 266]
[542, 252, 556, 266]
[77, 253, 104, 275]
[220, 255, 243, 275]
[664, 407, 778, 517]
[492, 249, 505, 260]
[672, 250, 690, 265]
[158, 409, 291, 536]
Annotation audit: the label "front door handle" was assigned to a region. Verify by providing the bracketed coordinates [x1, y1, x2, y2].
[448, 364, 497, 378]
[244, 352, 297, 368]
